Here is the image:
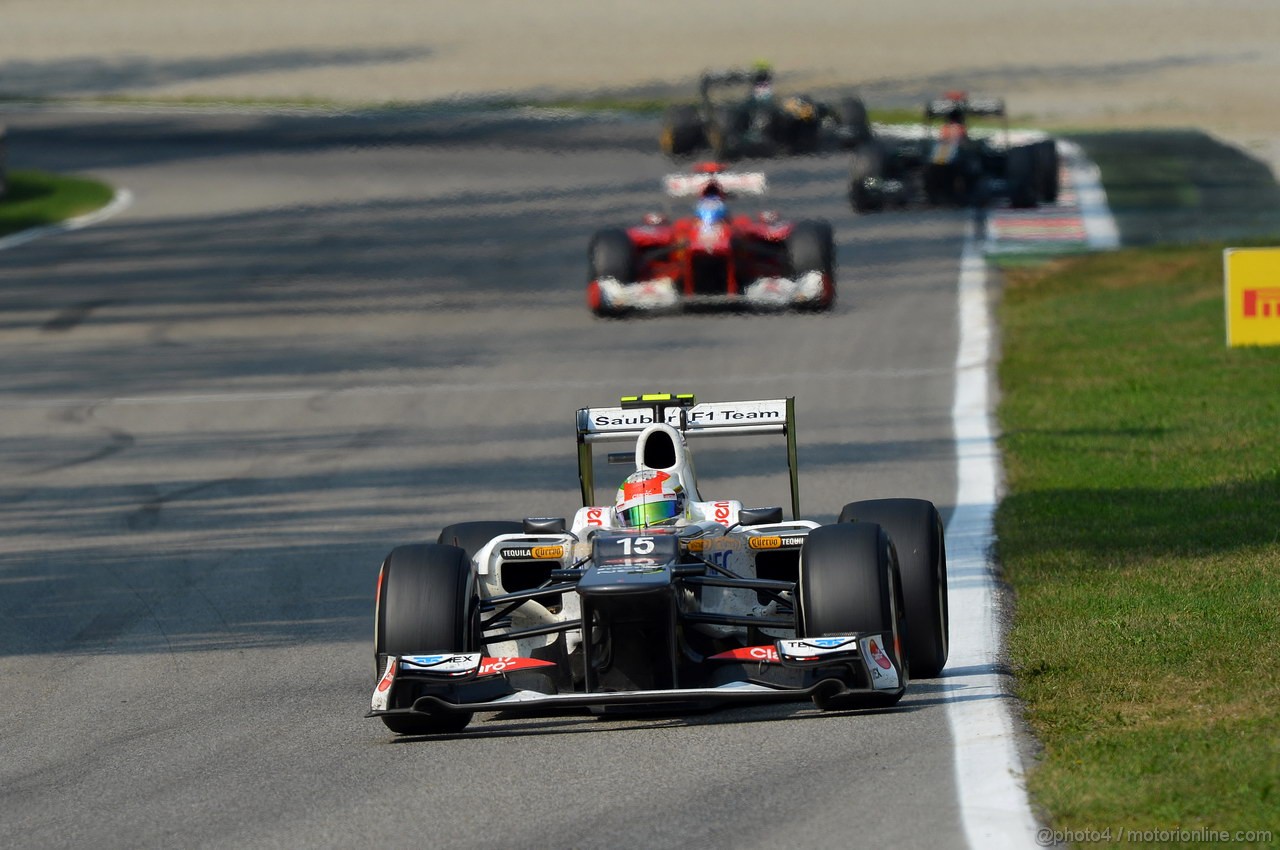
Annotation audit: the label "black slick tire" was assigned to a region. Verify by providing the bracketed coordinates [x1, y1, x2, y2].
[849, 142, 886, 213]
[374, 543, 477, 735]
[660, 105, 704, 157]
[838, 498, 949, 677]
[1033, 139, 1060, 204]
[798, 522, 904, 708]
[587, 228, 637, 317]
[437, 521, 524, 564]
[786, 220, 836, 311]
[1005, 145, 1038, 208]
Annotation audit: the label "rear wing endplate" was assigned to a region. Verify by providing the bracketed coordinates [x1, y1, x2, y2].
[575, 395, 800, 519]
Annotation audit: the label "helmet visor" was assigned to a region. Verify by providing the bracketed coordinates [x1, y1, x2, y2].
[619, 498, 682, 528]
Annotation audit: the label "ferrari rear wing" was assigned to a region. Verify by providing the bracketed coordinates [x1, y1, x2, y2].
[575, 394, 800, 519]
[663, 171, 767, 197]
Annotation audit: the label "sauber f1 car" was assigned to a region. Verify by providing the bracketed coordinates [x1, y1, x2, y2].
[848, 91, 1060, 213]
[660, 67, 872, 160]
[369, 393, 949, 736]
[586, 164, 836, 316]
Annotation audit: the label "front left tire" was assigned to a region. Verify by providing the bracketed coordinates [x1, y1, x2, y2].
[798, 522, 905, 708]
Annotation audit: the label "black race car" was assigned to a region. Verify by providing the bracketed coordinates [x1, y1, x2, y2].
[660, 67, 872, 160]
[847, 91, 1059, 213]
[368, 393, 949, 735]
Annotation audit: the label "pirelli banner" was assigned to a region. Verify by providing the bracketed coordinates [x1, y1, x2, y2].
[1224, 248, 1280, 346]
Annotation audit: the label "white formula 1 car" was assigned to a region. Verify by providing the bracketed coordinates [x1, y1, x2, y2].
[369, 393, 948, 735]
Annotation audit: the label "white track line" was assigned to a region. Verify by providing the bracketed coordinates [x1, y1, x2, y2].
[0, 187, 134, 252]
[944, 222, 1041, 848]
[1059, 140, 1120, 250]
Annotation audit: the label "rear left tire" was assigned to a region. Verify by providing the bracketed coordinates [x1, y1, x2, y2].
[660, 105, 704, 157]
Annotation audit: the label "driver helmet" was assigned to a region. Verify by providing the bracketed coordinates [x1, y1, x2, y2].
[696, 184, 728, 226]
[615, 470, 687, 529]
[751, 63, 774, 100]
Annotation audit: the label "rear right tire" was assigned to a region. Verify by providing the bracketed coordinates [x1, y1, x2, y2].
[1006, 144, 1039, 208]
[849, 142, 887, 213]
[835, 97, 872, 147]
[1033, 139, 1060, 204]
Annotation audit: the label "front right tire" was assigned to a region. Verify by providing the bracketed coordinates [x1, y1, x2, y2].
[375, 543, 478, 735]
[587, 228, 637, 317]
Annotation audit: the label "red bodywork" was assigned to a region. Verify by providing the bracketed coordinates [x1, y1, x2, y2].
[625, 213, 796, 297]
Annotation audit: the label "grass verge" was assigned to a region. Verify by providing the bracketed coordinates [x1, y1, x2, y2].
[0, 170, 115, 239]
[996, 242, 1280, 844]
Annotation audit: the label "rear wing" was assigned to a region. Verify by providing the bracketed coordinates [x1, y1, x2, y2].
[698, 69, 752, 98]
[925, 95, 1006, 119]
[663, 171, 768, 197]
[575, 394, 800, 519]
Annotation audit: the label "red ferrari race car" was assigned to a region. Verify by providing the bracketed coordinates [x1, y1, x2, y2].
[586, 163, 837, 317]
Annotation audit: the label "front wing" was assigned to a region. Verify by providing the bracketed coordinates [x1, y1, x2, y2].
[368, 633, 903, 722]
[593, 272, 827, 312]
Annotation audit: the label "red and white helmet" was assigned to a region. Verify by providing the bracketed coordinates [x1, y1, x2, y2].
[614, 470, 687, 529]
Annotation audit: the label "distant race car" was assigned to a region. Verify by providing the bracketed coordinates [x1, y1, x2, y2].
[847, 91, 1060, 213]
[368, 393, 950, 736]
[661, 66, 872, 160]
[586, 163, 836, 316]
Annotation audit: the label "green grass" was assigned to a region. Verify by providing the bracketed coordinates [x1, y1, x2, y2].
[0, 170, 116, 238]
[996, 244, 1280, 845]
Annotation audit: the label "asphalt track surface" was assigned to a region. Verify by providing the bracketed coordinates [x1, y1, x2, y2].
[0, 108, 979, 849]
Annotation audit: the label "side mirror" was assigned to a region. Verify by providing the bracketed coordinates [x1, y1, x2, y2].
[738, 506, 783, 526]
[523, 517, 567, 534]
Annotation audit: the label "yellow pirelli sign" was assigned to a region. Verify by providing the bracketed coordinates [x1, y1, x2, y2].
[1224, 248, 1280, 346]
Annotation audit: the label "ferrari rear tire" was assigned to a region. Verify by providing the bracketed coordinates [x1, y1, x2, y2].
[838, 498, 949, 677]
[375, 543, 477, 735]
[798, 522, 904, 708]
[787, 220, 836, 311]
